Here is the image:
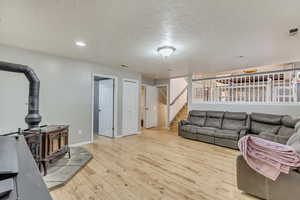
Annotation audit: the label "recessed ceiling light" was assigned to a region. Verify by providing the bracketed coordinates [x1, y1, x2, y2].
[75, 41, 87, 47]
[157, 46, 176, 58]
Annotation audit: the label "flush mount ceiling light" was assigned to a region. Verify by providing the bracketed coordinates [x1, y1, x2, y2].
[120, 64, 129, 68]
[75, 41, 87, 47]
[157, 46, 176, 58]
[289, 28, 298, 36]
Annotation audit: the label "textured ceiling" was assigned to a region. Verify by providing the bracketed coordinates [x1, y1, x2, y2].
[0, 0, 300, 79]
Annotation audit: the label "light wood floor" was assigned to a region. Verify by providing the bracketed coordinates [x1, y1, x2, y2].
[51, 129, 258, 200]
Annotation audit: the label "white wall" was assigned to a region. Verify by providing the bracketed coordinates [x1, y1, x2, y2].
[169, 77, 188, 122]
[187, 76, 300, 117]
[0, 45, 141, 144]
[169, 89, 187, 122]
[170, 77, 187, 103]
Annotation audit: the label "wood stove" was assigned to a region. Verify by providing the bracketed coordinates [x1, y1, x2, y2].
[24, 125, 70, 176]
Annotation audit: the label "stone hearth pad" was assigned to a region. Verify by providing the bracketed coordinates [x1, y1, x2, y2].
[43, 147, 92, 190]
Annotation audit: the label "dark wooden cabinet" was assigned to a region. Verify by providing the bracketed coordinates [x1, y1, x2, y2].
[24, 125, 70, 176]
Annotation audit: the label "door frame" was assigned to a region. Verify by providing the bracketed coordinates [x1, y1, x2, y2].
[156, 84, 169, 128]
[122, 78, 140, 136]
[141, 84, 148, 129]
[144, 85, 159, 129]
[91, 73, 118, 143]
[142, 84, 169, 129]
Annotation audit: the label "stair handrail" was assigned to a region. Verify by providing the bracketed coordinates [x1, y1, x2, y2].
[169, 86, 188, 106]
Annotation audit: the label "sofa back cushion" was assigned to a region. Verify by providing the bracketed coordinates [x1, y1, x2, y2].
[222, 112, 248, 130]
[188, 111, 206, 126]
[258, 132, 289, 144]
[205, 111, 224, 128]
[250, 113, 282, 134]
[277, 116, 300, 137]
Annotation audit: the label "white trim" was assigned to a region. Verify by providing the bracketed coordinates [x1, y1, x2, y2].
[122, 78, 140, 136]
[191, 100, 300, 106]
[70, 141, 92, 147]
[91, 73, 118, 143]
[114, 132, 141, 138]
[142, 83, 152, 87]
[114, 134, 123, 138]
[120, 131, 142, 137]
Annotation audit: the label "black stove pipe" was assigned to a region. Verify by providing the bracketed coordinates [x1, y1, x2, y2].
[0, 61, 42, 129]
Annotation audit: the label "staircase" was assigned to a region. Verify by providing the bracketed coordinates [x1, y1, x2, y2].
[169, 103, 188, 132]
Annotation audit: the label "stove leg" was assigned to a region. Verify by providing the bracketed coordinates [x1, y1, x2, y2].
[38, 162, 42, 172]
[42, 161, 47, 176]
[68, 148, 71, 159]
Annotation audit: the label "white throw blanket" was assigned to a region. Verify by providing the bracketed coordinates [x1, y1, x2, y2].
[238, 135, 300, 181]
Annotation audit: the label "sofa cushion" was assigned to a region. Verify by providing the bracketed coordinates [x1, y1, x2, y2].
[281, 116, 300, 128]
[222, 112, 247, 130]
[256, 132, 277, 142]
[223, 119, 246, 131]
[251, 113, 282, 125]
[257, 132, 290, 144]
[224, 112, 248, 120]
[189, 110, 206, 117]
[207, 111, 224, 118]
[189, 116, 206, 126]
[195, 127, 216, 136]
[205, 111, 224, 128]
[251, 121, 280, 135]
[181, 125, 200, 134]
[276, 135, 291, 144]
[277, 126, 295, 138]
[214, 129, 239, 140]
[181, 125, 216, 136]
[188, 111, 206, 127]
[250, 113, 282, 134]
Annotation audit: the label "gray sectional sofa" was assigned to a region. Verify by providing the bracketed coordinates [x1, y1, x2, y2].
[179, 111, 248, 149]
[248, 113, 300, 144]
[179, 111, 300, 150]
[179, 110, 300, 200]
[236, 114, 300, 200]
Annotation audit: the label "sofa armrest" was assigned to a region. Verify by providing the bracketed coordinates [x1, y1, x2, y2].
[239, 127, 248, 139]
[237, 154, 300, 200]
[178, 120, 190, 136]
[295, 121, 300, 132]
[236, 154, 268, 199]
[179, 120, 190, 126]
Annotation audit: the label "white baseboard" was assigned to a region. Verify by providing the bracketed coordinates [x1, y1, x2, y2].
[114, 134, 123, 138]
[70, 141, 92, 147]
[115, 130, 142, 138]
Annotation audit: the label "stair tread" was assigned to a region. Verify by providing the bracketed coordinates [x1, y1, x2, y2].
[169, 103, 188, 130]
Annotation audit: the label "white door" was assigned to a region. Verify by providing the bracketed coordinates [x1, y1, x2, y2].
[98, 79, 114, 137]
[145, 86, 158, 128]
[123, 79, 139, 136]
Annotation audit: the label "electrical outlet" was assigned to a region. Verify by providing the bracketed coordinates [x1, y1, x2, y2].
[78, 130, 82, 135]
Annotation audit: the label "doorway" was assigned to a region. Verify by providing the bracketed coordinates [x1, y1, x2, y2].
[93, 75, 117, 138]
[157, 85, 168, 128]
[141, 84, 168, 129]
